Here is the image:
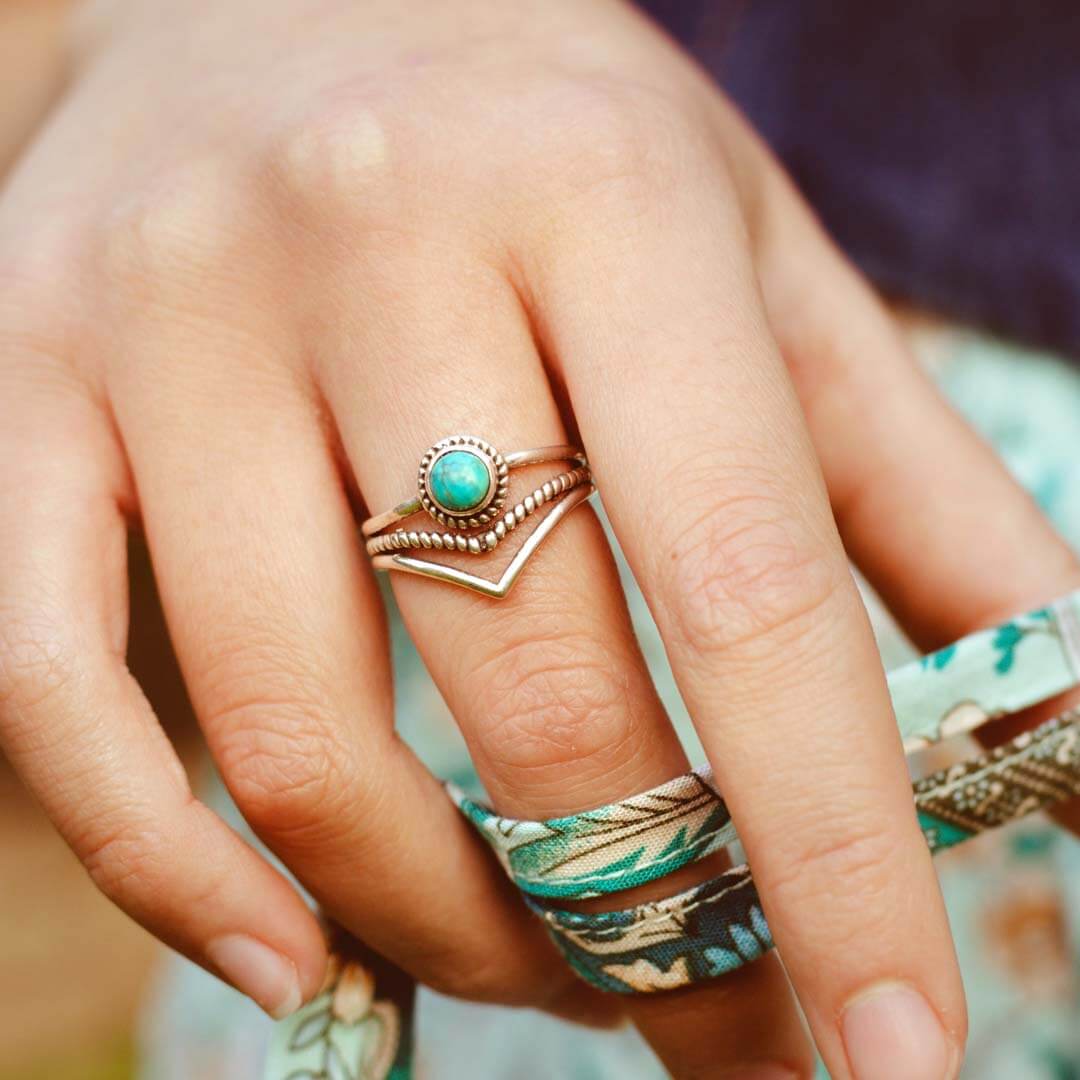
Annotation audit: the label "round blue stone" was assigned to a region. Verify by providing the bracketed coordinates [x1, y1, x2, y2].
[429, 449, 491, 513]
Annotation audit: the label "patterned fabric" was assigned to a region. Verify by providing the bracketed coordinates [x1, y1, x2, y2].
[264, 700, 1080, 1076]
[180, 329, 1080, 1080]
[533, 862, 772, 996]
[266, 941, 414, 1080]
[916, 714, 1080, 852]
[449, 769, 726, 901]
[449, 592, 1080, 902]
[528, 711, 1080, 994]
[895, 592, 1080, 750]
[264, 586, 1080, 1075]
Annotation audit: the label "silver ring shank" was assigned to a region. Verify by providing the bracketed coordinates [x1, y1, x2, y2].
[371, 482, 593, 599]
[361, 444, 587, 538]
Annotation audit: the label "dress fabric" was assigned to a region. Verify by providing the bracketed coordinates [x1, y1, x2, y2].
[140, 329, 1080, 1078]
[141, 5, 1080, 1075]
[643, 0, 1080, 357]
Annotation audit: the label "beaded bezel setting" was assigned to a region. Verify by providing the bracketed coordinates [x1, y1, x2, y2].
[418, 435, 509, 528]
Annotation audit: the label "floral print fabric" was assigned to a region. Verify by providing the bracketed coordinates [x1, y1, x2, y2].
[140, 328, 1080, 1078]
[448, 596, 1080, 905]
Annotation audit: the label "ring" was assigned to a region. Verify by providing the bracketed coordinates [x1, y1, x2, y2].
[362, 435, 594, 598]
[523, 708, 1080, 993]
[448, 588, 1080, 992]
[449, 588, 1080, 899]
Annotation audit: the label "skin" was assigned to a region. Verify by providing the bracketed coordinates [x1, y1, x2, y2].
[1, 1, 1079, 1076]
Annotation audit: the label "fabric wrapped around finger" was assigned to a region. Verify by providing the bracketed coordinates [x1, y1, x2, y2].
[520, 709, 1080, 994]
[450, 590, 1080, 993]
[263, 590, 1080, 1080]
[449, 590, 1080, 902]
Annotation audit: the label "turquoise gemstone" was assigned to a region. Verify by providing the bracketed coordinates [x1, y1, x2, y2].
[429, 449, 491, 513]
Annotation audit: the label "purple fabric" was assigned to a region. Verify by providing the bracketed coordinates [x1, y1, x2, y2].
[639, 0, 1080, 358]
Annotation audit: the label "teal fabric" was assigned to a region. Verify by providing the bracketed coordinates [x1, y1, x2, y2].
[449, 594, 1080, 902]
[263, 703, 1080, 1075]
[517, 711, 1080, 996]
[140, 328, 1080, 1079]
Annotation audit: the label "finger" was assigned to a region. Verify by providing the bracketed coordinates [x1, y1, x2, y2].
[525, 122, 965, 1077]
[104, 292, 603, 1020]
[324, 247, 814, 1078]
[743, 129, 1080, 782]
[0, 376, 328, 1019]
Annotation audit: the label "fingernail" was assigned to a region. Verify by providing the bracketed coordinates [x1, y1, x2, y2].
[841, 982, 951, 1080]
[207, 934, 302, 1019]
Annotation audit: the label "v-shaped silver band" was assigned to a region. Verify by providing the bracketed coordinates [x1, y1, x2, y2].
[363, 437, 593, 598]
[371, 483, 593, 598]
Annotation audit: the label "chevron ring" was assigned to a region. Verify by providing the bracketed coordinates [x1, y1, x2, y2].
[362, 436, 594, 598]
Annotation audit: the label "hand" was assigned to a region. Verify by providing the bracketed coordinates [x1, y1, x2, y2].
[2, 1, 1078, 1076]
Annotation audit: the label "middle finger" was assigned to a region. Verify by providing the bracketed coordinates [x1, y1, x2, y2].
[525, 142, 965, 1078]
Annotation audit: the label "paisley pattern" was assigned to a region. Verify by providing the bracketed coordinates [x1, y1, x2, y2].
[528, 863, 771, 994]
[449, 591, 1080, 901]
[915, 713, 1080, 850]
[531, 710, 1080, 994]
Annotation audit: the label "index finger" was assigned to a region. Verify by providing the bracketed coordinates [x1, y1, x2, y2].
[528, 158, 964, 1078]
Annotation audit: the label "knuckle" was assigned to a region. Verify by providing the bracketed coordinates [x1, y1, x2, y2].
[80, 816, 171, 910]
[79, 798, 239, 923]
[0, 244, 90, 382]
[215, 704, 353, 841]
[543, 80, 707, 212]
[765, 822, 900, 916]
[100, 159, 252, 299]
[265, 89, 397, 228]
[465, 621, 642, 787]
[658, 485, 841, 657]
[200, 636, 357, 839]
[0, 242, 81, 336]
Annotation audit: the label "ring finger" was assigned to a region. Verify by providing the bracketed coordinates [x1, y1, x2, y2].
[325, 244, 814, 1078]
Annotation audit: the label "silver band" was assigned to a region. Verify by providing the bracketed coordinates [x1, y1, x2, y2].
[361, 436, 593, 598]
[361, 444, 587, 537]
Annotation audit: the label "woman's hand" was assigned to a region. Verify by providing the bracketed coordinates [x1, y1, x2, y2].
[3, 1, 1079, 1075]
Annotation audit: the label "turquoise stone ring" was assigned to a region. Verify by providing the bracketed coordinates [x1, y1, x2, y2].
[361, 434, 592, 598]
[427, 449, 493, 515]
[416, 435, 509, 527]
